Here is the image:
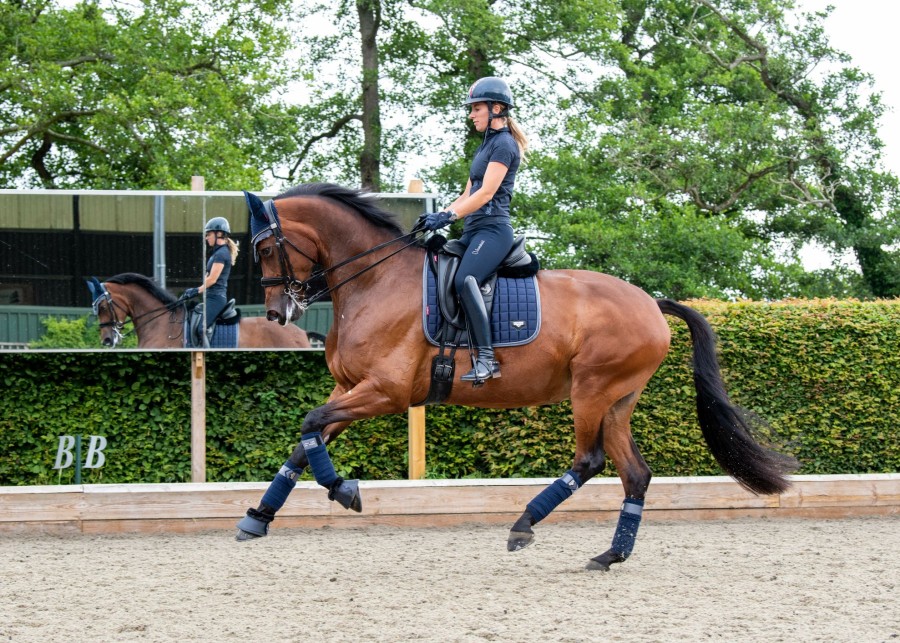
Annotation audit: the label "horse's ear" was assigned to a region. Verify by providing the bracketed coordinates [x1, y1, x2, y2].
[244, 190, 263, 218]
[85, 277, 100, 300]
[244, 190, 273, 241]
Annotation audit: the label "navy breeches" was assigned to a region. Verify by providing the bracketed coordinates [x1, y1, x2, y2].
[454, 223, 515, 293]
[204, 294, 227, 329]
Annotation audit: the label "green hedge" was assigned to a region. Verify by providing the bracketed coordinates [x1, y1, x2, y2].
[1, 298, 898, 485]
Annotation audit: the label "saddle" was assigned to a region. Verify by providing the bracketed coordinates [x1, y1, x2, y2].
[414, 235, 541, 406]
[429, 235, 537, 330]
[185, 299, 240, 348]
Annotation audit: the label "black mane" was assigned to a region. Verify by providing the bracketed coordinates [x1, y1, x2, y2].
[275, 183, 405, 237]
[106, 273, 177, 305]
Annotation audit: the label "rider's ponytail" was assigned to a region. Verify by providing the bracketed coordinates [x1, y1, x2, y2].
[226, 238, 240, 265]
[508, 117, 529, 162]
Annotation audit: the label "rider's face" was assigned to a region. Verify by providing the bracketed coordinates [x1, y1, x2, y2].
[205, 231, 216, 246]
[468, 102, 490, 132]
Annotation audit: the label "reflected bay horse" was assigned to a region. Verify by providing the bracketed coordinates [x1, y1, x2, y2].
[236, 183, 798, 571]
[89, 273, 314, 349]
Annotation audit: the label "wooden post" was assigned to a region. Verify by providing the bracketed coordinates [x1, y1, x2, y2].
[191, 175, 206, 483]
[407, 179, 427, 480]
[191, 351, 206, 483]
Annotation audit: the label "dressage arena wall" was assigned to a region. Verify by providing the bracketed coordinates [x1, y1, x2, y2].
[1, 474, 897, 535]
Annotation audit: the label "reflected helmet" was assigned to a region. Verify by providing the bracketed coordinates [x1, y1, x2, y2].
[205, 217, 230, 235]
[463, 77, 515, 109]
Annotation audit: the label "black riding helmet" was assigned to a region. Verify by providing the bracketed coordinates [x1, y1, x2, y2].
[463, 77, 514, 138]
[205, 216, 230, 239]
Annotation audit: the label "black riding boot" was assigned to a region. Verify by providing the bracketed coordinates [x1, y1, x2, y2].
[458, 275, 500, 382]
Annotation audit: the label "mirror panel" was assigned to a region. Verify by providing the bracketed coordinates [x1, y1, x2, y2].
[0, 189, 435, 351]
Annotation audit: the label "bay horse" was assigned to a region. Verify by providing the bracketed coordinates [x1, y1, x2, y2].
[236, 183, 798, 571]
[88, 272, 315, 349]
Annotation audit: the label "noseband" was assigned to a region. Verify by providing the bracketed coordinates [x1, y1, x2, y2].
[252, 199, 423, 311]
[252, 200, 317, 312]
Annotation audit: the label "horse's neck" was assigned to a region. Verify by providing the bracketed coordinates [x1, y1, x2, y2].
[328, 245, 424, 322]
[126, 289, 170, 319]
[123, 288, 182, 346]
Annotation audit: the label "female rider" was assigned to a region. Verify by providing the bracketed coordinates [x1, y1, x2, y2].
[182, 217, 239, 341]
[421, 76, 529, 383]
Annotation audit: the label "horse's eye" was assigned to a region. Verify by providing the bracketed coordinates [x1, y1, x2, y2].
[260, 247, 272, 258]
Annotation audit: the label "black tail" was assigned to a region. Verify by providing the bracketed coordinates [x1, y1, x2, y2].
[657, 298, 798, 494]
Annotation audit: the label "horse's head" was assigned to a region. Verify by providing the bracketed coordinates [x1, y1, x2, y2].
[246, 184, 408, 325]
[246, 190, 319, 325]
[87, 277, 126, 347]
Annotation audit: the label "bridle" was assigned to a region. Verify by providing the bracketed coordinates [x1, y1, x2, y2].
[91, 282, 187, 345]
[91, 284, 128, 345]
[252, 199, 424, 313]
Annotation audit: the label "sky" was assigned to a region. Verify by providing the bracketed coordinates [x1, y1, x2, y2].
[799, 0, 900, 175]
[792, 0, 898, 267]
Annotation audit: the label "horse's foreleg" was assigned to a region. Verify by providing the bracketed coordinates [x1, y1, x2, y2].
[235, 440, 310, 540]
[298, 408, 362, 513]
[236, 386, 352, 541]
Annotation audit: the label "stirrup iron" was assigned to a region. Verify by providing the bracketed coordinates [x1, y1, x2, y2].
[460, 358, 501, 383]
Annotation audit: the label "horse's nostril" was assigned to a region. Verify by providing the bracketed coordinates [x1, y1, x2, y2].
[266, 311, 281, 323]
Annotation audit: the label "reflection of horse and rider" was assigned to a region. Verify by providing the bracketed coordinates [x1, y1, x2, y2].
[182, 217, 239, 347]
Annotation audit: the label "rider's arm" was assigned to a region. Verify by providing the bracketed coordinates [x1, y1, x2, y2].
[199, 262, 225, 294]
[446, 162, 509, 219]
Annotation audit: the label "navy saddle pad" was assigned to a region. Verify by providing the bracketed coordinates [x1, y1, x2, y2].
[183, 320, 240, 348]
[422, 262, 541, 347]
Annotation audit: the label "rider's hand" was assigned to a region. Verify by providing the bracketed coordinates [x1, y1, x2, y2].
[182, 287, 200, 299]
[423, 211, 454, 231]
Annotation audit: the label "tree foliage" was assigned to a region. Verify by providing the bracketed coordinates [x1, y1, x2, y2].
[0, 0, 299, 189]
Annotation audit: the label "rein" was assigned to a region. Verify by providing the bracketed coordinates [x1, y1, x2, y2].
[93, 286, 187, 341]
[254, 199, 424, 311]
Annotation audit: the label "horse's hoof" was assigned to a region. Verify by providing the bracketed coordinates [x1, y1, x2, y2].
[330, 479, 363, 513]
[235, 512, 270, 540]
[586, 550, 626, 571]
[507, 530, 534, 551]
[585, 558, 611, 571]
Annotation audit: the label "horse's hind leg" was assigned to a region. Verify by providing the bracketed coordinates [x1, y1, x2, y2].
[586, 393, 651, 571]
[507, 392, 614, 552]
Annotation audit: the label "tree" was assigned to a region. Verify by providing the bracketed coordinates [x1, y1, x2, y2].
[525, 0, 899, 297]
[0, 0, 299, 190]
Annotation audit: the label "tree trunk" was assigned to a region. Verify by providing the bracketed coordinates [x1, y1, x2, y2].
[357, 0, 381, 191]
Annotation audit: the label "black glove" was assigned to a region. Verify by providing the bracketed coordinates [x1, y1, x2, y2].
[423, 211, 454, 231]
[182, 287, 200, 299]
